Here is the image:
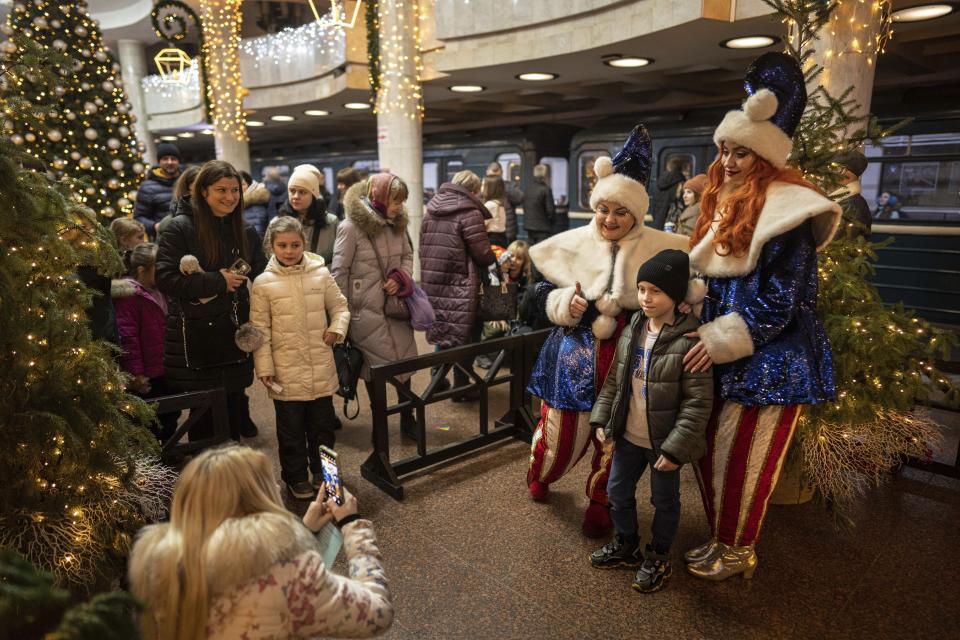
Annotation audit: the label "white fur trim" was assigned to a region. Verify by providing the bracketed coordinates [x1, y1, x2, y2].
[594, 294, 622, 316]
[546, 285, 579, 327]
[595, 156, 614, 178]
[529, 220, 688, 311]
[589, 172, 650, 222]
[713, 109, 793, 169]
[743, 89, 779, 122]
[698, 312, 755, 364]
[689, 182, 842, 278]
[685, 278, 707, 306]
[592, 314, 617, 340]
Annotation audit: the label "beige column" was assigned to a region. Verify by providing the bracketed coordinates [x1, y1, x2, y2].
[199, 0, 250, 172]
[116, 39, 157, 164]
[376, 0, 424, 268]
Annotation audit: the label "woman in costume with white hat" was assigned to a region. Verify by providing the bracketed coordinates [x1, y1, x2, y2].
[525, 126, 689, 537]
[682, 52, 841, 580]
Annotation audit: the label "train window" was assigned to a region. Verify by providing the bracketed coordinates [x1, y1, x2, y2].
[539, 157, 569, 201]
[423, 161, 439, 191]
[322, 167, 334, 190]
[659, 151, 696, 181]
[445, 159, 464, 181]
[863, 160, 960, 222]
[578, 150, 610, 209]
[352, 159, 379, 174]
[496, 153, 522, 186]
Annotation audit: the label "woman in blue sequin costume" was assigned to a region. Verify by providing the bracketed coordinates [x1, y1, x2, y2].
[525, 126, 688, 538]
[681, 53, 841, 581]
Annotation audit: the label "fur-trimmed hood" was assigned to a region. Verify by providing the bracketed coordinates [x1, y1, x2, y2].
[243, 181, 271, 207]
[343, 180, 408, 237]
[689, 181, 841, 278]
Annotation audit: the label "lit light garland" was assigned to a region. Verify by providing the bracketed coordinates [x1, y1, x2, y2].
[824, 0, 893, 66]
[239, 13, 345, 67]
[198, 0, 248, 141]
[374, 0, 424, 119]
[141, 58, 200, 100]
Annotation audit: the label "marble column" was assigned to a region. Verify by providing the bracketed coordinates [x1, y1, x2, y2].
[198, 0, 250, 172]
[376, 0, 424, 270]
[116, 39, 157, 165]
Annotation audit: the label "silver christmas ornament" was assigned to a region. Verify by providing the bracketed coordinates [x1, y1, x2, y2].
[79, 158, 93, 170]
[84, 128, 98, 141]
[24, 132, 35, 142]
[52, 158, 65, 170]
[74, 25, 87, 37]
[70, 150, 81, 160]
[107, 178, 120, 189]
[65, 112, 76, 121]
[10, 134, 24, 145]
[102, 206, 116, 217]
[32, 16, 47, 29]
[118, 197, 131, 208]
[95, 51, 107, 62]
[106, 138, 120, 150]
[102, 81, 114, 92]
[52, 39, 67, 51]
[111, 159, 124, 171]
[80, 82, 91, 91]
[47, 129, 62, 142]
[118, 126, 130, 137]
[132, 163, 145, 174]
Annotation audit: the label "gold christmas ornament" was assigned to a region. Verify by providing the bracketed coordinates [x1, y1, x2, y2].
[153, 47, 193, 83]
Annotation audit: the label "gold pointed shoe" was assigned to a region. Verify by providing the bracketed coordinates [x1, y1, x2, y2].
[683, 538, 720, 564]
[686, 544, 757, 581]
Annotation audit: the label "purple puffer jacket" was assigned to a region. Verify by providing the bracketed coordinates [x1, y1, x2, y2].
[114, 277, 169, 378]
[420, 183, 496, 348]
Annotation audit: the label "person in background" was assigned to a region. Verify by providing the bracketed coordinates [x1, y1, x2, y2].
[128, 445, 393, 640]
[650, 157, 685, 230]
[157, 165, 201, 237]
[420, 170, 496, 400]
[333, 167, 362, 220]
[114, 242, 178, 443]
[318, 169, 334, 211]
[476, 240, 533, 369]
[263, 166, 288, 221]
[522, 164, 556, 245]
[110, 217, 146, 251]
[553, 194, 570, 236]
[481, 175, 509, 248]
[874, 191, 901, 220]
[64, 206, 120, 345]
[486, 162, 523, 243]
[278, 164, 340, 265]
[251, 217, 350, 500]
[135, 142, 182, 240]
[833, 150, 872, 238]
[239, 170, 271, 238]
[675, 174, 707, 236]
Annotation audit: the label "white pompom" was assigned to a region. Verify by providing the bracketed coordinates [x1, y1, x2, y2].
[743, 88, 778, 122]
[594, 156, 614, 179]
[592, 314, 617, 340]
[684, 278, 707, 306]
[180, 254, 202, 274]
[594, 294, 622, 317]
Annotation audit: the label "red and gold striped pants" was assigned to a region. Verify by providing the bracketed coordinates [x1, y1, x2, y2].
[695, 400, 803, 547]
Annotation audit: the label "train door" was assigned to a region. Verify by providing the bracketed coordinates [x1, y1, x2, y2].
[539, 156, 570, 231]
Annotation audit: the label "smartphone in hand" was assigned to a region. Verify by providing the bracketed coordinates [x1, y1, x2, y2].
[229, 257, 251, 276]
[319, 445, 344, 506]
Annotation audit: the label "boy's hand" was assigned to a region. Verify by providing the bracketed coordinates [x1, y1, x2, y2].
[323, 331, 339, 346]
[570, 281, 588, 317]
[595, 427, 606, 443]
[654, 455, 679, 472]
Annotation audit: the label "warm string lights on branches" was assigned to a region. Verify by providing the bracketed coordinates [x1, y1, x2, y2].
[198, 0, 248, 141]
[374, 0, 424, 119]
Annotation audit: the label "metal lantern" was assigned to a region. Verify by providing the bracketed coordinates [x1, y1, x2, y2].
[154, 47, 193, 83]
[308, 0, 362, 28]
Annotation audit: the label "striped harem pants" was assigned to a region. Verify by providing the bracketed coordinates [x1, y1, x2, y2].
[694, 399, 803, 547]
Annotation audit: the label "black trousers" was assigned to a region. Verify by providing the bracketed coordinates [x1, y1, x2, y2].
[274, 396, 337, 485]
[188, 390, 246, 442]
[525, 230, 552, 246]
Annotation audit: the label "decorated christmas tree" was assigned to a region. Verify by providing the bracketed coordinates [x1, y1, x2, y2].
[3, 0, 146, 220]
[766, 0, 957, 511]
[0, 36, 174, 591]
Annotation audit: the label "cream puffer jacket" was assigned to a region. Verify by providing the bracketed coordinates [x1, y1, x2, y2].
[251, 252, 350, 401]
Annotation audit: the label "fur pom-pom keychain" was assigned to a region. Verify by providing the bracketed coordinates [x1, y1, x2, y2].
[235, 322, 265, 353]
[180, 254, 217, 304]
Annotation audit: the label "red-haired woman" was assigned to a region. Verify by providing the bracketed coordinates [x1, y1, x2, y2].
[681, 53, 841, 581]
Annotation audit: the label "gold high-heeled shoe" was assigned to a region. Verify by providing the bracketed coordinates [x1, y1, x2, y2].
[683, 538, 721, 564]
[686, 544, 757, 581]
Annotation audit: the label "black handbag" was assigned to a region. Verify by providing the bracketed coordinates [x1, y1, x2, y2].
[333, 342, 364, 419]
[478, 262, 518, 322]
[181, 296, 249, 370]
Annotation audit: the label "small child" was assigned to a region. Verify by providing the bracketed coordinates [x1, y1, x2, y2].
[110, 217, 147, 251]
[589, 249, 713, 593]
[251, 216, 351, 500]
[113, 242, 178, 442]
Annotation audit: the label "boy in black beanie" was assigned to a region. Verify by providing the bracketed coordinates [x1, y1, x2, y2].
[588, 249, 713, 593]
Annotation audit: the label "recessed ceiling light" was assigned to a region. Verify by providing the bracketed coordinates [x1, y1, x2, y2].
[200, 129, 214, 135]
[246, 120, 264, 127]
[177, 132, 194, 138]
[604, 56, 652, 69]
[304, 109, 330, 116]
[160, 135, 178, 141]
[343, 102, 372, 110]
[270, 115, 295, 122]
[720, 35, 779, 49]
[449, 85, 486, 93]
[893, 4, 955, 22]
[516, 72, 556, 82]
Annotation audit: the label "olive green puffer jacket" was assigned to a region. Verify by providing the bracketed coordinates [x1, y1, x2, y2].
[590, 311, 713, 464]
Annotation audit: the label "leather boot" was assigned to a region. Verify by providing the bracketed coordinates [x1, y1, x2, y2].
[686, 543, 758, 581]
[683, 538, 721, 564]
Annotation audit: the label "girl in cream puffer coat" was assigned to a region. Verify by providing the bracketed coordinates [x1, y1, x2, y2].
[251, 216, 350, 498]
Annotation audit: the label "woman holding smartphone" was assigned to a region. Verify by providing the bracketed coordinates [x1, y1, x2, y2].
[156, 160, 267, 441]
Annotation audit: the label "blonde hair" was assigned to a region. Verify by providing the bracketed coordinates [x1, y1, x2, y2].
[452, 170, 481, 195]
[110, 217, 145, 244]
[132, 446, 291, 640]
[263, 215, 307, 256]
[506, 240, 532, 280]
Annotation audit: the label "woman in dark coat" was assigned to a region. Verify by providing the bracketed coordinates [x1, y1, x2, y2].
[419, 170, 496, 397]
[156, 160, 267, 441]
[650, 157, 686, 230]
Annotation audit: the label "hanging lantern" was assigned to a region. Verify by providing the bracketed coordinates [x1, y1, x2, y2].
[153, 47, 193, 83]
[308, 0, 362, 28]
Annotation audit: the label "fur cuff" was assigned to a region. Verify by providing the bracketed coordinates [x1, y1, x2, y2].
[594, 294, 622, 317]
[546, 286, 579, 327]
[592, 314, 617, 340]
[698, 312, 755, 365]
[685, 278, 707, 306]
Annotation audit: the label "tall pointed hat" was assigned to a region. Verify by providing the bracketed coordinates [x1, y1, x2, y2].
[713, 51, 807, 168]
[589, 124, 653, 220]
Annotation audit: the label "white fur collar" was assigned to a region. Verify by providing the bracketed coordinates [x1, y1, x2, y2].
[529, 218, 688, 310]
[689, 181, 841, 278]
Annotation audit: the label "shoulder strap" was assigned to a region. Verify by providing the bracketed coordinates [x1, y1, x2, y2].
[366, 232, 390, 281]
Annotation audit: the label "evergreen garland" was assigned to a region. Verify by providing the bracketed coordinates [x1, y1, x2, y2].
[366, 0, 381, 102]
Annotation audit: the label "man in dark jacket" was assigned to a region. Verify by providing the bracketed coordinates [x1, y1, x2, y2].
[650, 157, 685, 230]
[835, 150, 872, 239]
[522, 164, 555, 245]
[135, 142, 182, 240]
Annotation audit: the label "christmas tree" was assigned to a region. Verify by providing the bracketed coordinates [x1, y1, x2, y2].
[0, 36, 175, 591]
[3, 0, 146, 220]
[766, 0, 957, 511]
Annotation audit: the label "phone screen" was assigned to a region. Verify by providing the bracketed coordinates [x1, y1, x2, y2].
[319, 446, 344, 505]
[229, 258, 251, 276]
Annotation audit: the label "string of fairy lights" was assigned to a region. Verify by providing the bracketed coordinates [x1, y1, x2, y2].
[197, 0, 248, 141]
[374, 0, 424, 119]
[238, 12, 345, 67]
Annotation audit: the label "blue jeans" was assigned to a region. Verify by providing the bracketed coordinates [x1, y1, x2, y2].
[607, 437, 681, 555]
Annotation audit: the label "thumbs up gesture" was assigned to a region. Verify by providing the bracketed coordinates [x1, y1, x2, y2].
[570, 281, 588, 318]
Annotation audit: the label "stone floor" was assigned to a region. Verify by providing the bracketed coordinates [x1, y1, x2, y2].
[239, 336, 960, 640]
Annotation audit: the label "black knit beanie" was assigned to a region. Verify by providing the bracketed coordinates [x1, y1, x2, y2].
[635, 249, 689, 304]
[156, 142, 181, 161]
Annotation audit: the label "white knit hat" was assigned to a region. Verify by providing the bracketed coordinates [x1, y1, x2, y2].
[288, 164, 322, 199]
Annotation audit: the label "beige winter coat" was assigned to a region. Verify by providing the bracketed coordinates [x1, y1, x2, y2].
[331, 182, 418, 380]
[250, 252, 350, 401]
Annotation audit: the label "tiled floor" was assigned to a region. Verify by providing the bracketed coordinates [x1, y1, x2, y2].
[242, 336, 960, 640]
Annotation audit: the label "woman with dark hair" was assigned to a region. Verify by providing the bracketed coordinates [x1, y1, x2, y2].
[481, 175, 509, 248]
[155, 160, 267, 441]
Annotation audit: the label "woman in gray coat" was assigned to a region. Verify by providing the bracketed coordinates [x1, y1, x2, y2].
[332, 174, 418, 435]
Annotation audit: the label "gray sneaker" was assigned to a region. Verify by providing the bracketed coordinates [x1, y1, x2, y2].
[632, 548, 672, 593]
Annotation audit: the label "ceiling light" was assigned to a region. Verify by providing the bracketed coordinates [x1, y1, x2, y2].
[177, 132, 194, 138]
[604, 56, 653, 69]
[516, 72, 556, 82]
[160, 135, 178, 141]
[720, 35, 778, 49]
[270, 115, 295, 122]
[246, 120, 264, 127]
[344, 102, 372, 110]
[449, 85, 485, 93]
[200, 129, 214, 135]
[304, 109, 330, 116]
[892, 4, 955, 22]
